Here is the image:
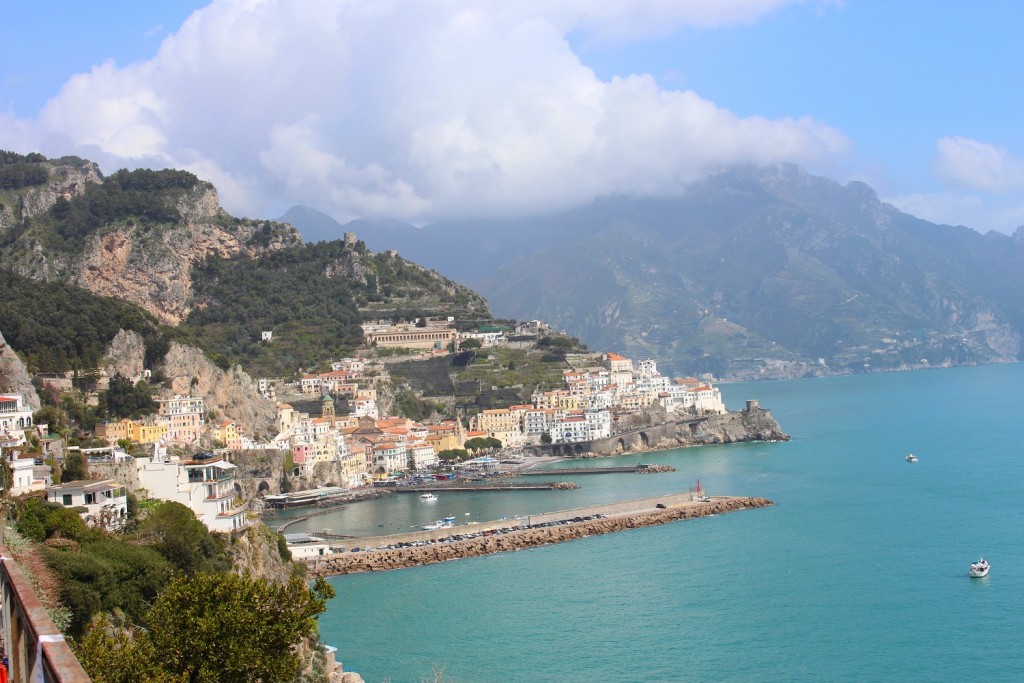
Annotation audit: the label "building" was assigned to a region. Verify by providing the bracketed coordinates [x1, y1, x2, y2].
[136, 450, 248, 532]
[362, 319, 457, 350]
[211, 419, 242, 450]
[0, 394, 33, 446]
[45, 479, 128, 531]
[96, 418, 134, 445]
[7, 453, 47, 496]
[156, 396, 205, 445]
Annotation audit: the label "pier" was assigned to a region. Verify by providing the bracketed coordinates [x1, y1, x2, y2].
[394, 482, 577, 493]
[308, 494, 774, 576]
[517, 464, 675, 475]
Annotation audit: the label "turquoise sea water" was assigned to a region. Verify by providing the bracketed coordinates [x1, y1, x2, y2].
[314, 364, 1024, 682]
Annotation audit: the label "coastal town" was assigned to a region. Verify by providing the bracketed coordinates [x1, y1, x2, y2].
[1, 317, 731, 537]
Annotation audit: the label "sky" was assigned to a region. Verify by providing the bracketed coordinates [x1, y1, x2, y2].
[2, 0, 1022, 234]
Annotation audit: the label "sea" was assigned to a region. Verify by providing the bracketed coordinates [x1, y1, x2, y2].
[299, 363, 1024, 682]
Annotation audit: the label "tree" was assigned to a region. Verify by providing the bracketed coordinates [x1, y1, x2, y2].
[74, 616, 185, 683]
[459, 338, 482, 350]
[139, 501, 229, 573]
[145, 572, 335, 683]
[541, 432, 552, 444]
[62, 451, 88, 482]
[103, 373, 156, 419]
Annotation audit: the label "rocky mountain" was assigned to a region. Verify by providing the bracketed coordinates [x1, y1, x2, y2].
[0, 328, 40, 409]
[0, 153, 301, 324]
[286, 165, 1024, 379]
[0, 151, 493, 435]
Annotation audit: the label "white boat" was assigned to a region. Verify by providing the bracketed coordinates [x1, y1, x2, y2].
[419, 493, 438, 501]
[421, 519, 454, 531]
[969, 558, 989, 578]
[905, 453, 918, 463]
[442, 516, 456, 523]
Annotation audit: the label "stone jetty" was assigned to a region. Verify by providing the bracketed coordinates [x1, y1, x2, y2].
[309, 495, 773, 576]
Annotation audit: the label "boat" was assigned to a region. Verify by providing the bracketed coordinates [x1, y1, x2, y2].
[442, 516, 456, 523]
[419, 493, 438, 501]
[969, 558, 989, 578]
[421, 519, 455, 531]
[906, 453, 918, 463]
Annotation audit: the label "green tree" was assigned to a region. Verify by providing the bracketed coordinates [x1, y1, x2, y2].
[145, 572, 335, 683]
[459, 338, 482, 350]
[74, 615, 186, 683]
[138, 501, 229, 573]
[62, 451, 88, 481]
[103, 373, 156, 419]
[541, 432, 552, 444]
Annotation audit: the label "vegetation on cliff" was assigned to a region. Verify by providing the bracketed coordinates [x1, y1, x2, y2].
[0, 149, 49, 190]
[0, 270, 173, 374]
[181, 238, 490, 377]
[6, 498, 333, 682]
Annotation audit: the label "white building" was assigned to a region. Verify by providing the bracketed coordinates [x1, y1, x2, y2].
[8, 453, 46, 495]
[0, 394, 33, 446]
[136, 450, 249, 532]
[46, 479, 128, 531]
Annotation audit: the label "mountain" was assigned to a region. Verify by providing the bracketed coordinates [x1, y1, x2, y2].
[285, 164, 1024, 379]
[0, 151, 491, 380]
[1, 152, 302, 324]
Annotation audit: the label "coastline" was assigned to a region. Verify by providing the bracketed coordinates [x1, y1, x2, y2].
[308, 494, 774, 576]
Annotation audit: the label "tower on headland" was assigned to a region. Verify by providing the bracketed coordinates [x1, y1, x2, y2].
[343, 232, 357, 247]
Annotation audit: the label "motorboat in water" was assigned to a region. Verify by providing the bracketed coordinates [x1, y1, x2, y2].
[421, 519, 454, 531]
[905, 453, 918, 463]
[419, 493, 438, 501]
[969, 558, 990, 578]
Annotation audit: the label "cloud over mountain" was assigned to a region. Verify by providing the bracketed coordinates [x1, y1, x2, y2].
[5, 0, 848, 222]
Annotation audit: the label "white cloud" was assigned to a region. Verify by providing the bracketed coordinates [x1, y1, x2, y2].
[1, 0, 849, 222]
[933, 136, 1024, 194]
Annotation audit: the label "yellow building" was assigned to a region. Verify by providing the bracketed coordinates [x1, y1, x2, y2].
[96, 419, 134, 444]
[133, 422, 168, 444]
[210, 420, 242, 450]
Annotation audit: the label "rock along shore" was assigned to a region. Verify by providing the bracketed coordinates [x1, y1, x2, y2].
[309, 495, 773, 576]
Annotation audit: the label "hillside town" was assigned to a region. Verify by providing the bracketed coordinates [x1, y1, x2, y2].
[1, 318, 725, 536]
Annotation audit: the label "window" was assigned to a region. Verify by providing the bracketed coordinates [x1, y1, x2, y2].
[62, 494, 72, 506]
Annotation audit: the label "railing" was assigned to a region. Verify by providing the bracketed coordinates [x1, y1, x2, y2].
[0, 544, 91, 682]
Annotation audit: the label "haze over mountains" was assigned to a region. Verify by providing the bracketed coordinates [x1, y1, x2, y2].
[282, 164, 1024, 379]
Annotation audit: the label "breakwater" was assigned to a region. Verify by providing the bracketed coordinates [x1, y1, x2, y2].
[309, 495, 774, 576]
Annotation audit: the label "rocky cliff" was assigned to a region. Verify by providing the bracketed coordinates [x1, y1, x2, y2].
[588, 403, 788, 456]
[0, 156, 302, 325]
[103, 329, 147, 381]
[0, 329, 40, 409]
[161, 342, 277, 438]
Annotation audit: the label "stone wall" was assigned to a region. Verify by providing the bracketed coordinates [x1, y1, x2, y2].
[311, 496, 773, 575]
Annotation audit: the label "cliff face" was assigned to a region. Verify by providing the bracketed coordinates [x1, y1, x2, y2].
[1, 157, 302, 325]
[0, 329, 40, 410]
[103, 329, 147, 381]
[161, 342, 277, 438]
[589, 404, 788, 455]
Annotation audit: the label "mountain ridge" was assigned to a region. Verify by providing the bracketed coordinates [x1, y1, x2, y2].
[284, 164, 1024, 379]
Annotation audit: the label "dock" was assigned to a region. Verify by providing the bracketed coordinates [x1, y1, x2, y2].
[393, 482, 577, 493]
[517, 464, 675, 476]
[307, 493, 774, 576]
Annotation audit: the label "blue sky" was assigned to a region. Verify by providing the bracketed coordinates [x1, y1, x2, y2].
[2, 1, 1022, 233]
